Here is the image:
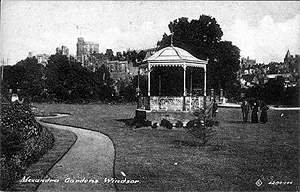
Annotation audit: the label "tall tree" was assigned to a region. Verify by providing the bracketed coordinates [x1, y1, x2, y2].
[105, 49, 115, 61]
[137, 50, 147, 62]
[126, 50, 138, 66]
[46, 54, 103, 102]
[3, 57, 44, 100]
[209, 41, 240, 95]
[157, 15, 240, 98]
[157, 15, 223, 59]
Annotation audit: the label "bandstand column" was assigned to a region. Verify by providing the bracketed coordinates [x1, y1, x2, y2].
[148, 64, 151, 96]
[204, 67, 207, 96]
[204, 67, 207, 108]
[190, 71, 193, 96]
[183, 64, 186, 111]
[183, 65, 186, 96]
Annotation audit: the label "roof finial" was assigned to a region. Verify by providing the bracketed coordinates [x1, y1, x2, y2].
[171, 32, 174, 47]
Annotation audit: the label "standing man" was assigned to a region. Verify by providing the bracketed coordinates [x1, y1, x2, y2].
[241, 100, 250, 122]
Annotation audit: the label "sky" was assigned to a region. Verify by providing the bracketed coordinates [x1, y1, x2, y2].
[1, 1, 300, 65]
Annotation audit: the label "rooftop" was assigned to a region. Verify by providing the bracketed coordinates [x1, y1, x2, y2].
[144, 46, 207, 66]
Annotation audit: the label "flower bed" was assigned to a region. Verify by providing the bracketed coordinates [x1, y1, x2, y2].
[0, 102, 55, 190]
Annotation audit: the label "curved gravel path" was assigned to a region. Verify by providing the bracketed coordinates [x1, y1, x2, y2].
[36, 115, 116, 192]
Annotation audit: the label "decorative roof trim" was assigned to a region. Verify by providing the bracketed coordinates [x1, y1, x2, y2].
[149, 59, 207, 65]
[151, 63, 184, 67]
[139, 62, 206, 69]
[149, 62, 206, 68]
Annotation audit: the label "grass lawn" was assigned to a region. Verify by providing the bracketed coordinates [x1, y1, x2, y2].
[35, 103, 299, 191]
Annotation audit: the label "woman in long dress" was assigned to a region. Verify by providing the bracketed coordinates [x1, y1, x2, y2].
[251, 100, 259, 123]
[260, 101, 269, 123]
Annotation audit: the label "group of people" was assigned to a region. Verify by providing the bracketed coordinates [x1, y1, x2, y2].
[241, 99, 269, 123]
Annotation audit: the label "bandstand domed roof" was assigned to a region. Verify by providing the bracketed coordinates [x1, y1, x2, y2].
[143, 46, 207, 67]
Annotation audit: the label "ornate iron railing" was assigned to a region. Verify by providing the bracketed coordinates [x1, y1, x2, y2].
[137, 96, 150, 110]
[137, 96, 205, 111]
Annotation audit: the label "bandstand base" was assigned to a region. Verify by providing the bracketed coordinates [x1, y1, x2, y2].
[135, 109, 197, 126]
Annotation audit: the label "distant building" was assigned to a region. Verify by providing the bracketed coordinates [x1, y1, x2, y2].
[56, 45, 69, 56]
[36, 54, 50, 66]
[240, 56, 256, 69]
[284, 50, 300, 74]
[128, 61, 139, 76]
[76, 37, 99, 66]
[61, 46, 69, 56]
[27, 52, 49, 66]
[106, 60, 129, 80]
[239, 50, 299, 89]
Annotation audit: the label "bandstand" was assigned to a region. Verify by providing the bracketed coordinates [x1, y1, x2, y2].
[135, 45, 209, 124]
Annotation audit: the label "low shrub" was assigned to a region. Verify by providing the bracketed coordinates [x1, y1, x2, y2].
[160, 119, 173, 129]
[185, 118, 215, 145]
[151, 122, 158, 129]
[145, 120, 152, 127]
[175, 121, 183, 128]
[205, 119, 219, 127]
[123, 118, 136, 127]
[133, 117, 151, 128]
[192, 109, 205, 118]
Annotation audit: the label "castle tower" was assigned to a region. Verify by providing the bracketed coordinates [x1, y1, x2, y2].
[284, 50, 292, 63]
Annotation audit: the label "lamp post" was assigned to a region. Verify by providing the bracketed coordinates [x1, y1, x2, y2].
[137, 67, 140, 96]
[210, 89, 214, 101]
[136, 67, 141, 109]
[220, 88, 224, 103]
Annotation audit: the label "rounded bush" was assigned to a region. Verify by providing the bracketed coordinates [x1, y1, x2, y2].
[151, 122, 158, 129]
[145, 120, 152, 127]
[160, 119, 173, 129]
[185, 118, 215, 145]
[175, 121, 183, 128]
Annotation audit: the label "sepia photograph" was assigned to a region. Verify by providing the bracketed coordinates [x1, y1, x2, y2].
[0, 1, 299, 191]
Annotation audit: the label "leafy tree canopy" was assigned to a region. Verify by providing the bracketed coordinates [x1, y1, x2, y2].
[45, 54, 114, 102]
[157, 15, 240, 98]
[2, 57, 44, 98]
